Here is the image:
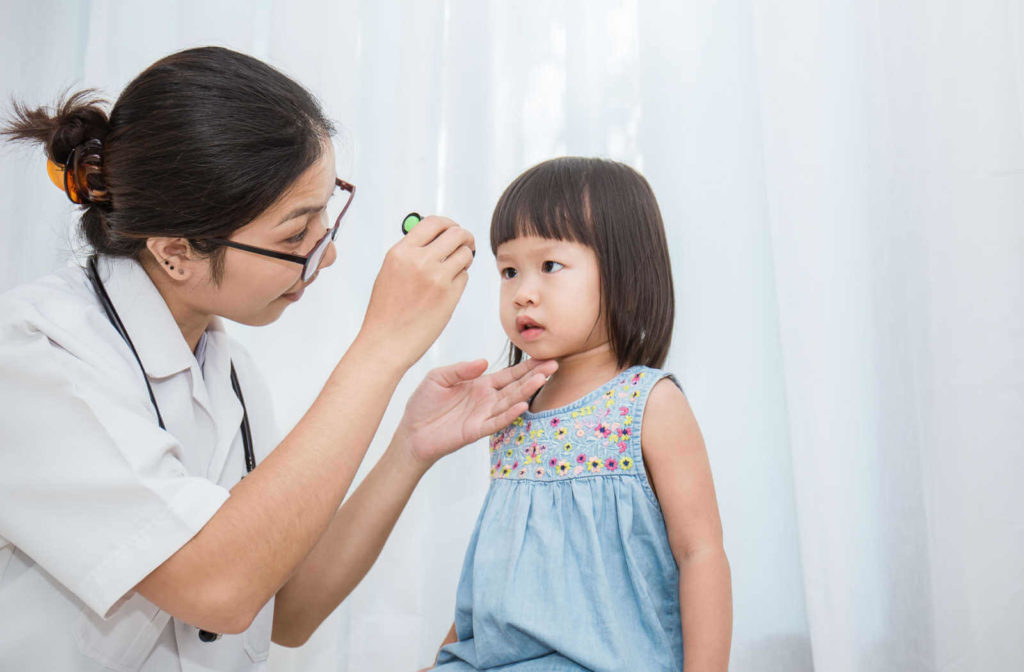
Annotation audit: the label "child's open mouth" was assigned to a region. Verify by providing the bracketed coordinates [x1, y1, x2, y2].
[516, 316, 545, 341]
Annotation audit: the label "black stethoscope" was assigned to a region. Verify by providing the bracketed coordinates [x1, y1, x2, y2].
[86, 256, 253, 642]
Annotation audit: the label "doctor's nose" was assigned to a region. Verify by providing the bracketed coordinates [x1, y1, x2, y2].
[321, 241, 338, 270]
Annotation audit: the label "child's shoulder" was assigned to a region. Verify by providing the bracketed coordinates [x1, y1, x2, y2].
[621, 365, 691, 433]
[637, 366, 702, 454]
[624, 365, 685, 401]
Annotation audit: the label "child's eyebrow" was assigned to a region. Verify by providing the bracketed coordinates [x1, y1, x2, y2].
[496, 242, 567, 261]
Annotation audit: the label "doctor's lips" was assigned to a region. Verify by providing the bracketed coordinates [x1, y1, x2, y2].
[516, 316, 545, 341]
[283, 270, 322, 301]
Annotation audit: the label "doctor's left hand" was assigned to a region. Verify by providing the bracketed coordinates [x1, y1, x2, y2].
[397, 358, 557, 467]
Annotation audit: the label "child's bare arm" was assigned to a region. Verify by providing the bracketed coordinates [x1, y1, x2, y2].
[417, 622, 458, 671]
[642, 379, 732, 672]
[440, 621, 458, 647]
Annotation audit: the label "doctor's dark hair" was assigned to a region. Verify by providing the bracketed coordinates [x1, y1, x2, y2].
[491, 157, 675, 369]
[1, 46, 334, 280]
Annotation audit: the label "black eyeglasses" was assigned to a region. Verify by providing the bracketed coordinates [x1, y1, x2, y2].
[208, 178, 355, 282]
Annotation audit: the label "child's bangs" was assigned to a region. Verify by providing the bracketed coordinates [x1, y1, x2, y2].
[490, 164, 595, 253]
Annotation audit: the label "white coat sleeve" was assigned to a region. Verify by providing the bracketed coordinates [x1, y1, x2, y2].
[0, 318, 230, 619]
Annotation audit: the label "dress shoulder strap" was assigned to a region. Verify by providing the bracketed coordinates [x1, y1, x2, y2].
[622, 367, 684, 500]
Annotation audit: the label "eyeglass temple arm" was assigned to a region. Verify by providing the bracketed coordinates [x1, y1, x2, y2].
[208, 239, 309, 264]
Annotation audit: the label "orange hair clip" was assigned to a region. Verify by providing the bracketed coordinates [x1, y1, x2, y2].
[47, 158, 84, 204]
[46, 139, 109, 205]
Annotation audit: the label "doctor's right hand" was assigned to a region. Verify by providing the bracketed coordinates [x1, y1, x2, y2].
[358, 216, 475, 370]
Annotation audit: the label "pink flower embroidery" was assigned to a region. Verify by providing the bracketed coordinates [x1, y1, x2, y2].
[605, 458, 618, 470]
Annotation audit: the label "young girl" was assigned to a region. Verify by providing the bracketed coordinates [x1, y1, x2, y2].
[429, 157, 732, 671]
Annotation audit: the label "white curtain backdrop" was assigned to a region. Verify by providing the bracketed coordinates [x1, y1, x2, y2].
[2, 1, 1021, 670]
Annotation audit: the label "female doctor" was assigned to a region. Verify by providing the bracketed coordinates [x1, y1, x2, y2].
[0, 47, 555, 671]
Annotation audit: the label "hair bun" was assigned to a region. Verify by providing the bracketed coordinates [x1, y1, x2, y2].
[47, 90, 110, 165]
[2, 89, 108, 165]
[3, 90, 110, 206]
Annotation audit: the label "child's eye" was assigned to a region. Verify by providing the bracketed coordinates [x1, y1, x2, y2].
[542, 261, 564, 273]
[501, 267, 518, 279]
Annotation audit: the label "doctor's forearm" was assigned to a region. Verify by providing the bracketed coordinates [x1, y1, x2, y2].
[271, 429, 428, 646]
[134, 332, 408, 634]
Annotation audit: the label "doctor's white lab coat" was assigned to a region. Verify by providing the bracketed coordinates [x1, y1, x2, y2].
[0, 255, 280, 671]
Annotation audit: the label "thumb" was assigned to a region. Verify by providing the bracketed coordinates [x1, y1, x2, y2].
[431, 358, 489, 387]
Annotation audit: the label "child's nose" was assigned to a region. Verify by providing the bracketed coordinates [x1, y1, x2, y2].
[513, 278, 539, 307]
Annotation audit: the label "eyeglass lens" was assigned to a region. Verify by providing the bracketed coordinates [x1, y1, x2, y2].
[303, 233, 331, 282]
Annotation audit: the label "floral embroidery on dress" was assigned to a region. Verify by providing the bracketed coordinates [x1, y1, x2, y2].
[489, 368, 650, 481]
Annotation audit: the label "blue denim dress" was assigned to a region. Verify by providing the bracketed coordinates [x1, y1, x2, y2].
[435, 366, 684, 671]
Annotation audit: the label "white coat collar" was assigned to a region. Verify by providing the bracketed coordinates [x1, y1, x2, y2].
[92, 255, 245, 483]
[92, 255, 196, 379]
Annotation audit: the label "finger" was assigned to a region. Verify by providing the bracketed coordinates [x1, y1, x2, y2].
[489, 371, 548, 415]
[430, 225, 476, 261]
[443, 245, 475, 280]
[430, 358, 489, 387]
[489, 357, 558, 390]
[403, 215, 458, 247]
[481, 401, 530, 437]
[488, 379, 536, 419]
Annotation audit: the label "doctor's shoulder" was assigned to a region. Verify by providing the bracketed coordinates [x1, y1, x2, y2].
[0, 264, 140, 385]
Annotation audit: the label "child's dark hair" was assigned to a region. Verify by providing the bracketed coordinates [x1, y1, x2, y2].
[1, 46, 334, 281]
[490, 157, 674, 369]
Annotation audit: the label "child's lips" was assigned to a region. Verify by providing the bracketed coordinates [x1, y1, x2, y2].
[516, 316, 545, 341]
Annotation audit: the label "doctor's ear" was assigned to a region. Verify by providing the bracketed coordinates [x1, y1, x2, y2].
[145, 237, 198, 281]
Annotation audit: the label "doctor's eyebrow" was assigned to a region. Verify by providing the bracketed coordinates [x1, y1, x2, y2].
[276, 204, 326, 226]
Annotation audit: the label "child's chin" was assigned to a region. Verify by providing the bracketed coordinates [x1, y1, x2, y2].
[516, 343, 554, 361]
[510, 339, 535, 359]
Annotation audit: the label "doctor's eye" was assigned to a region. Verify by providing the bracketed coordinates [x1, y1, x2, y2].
[500, 267, 518, 279]
[285, 226, 309, 244]
[541, 261, 564, 273]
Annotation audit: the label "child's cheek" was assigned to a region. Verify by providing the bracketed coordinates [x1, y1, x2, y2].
[500, 312, 521, 346]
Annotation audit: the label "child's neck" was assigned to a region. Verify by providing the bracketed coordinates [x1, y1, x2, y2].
[530, 343, 623, 413]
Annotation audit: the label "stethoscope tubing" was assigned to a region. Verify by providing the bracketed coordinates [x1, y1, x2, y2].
[86, 256, 254, 643]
